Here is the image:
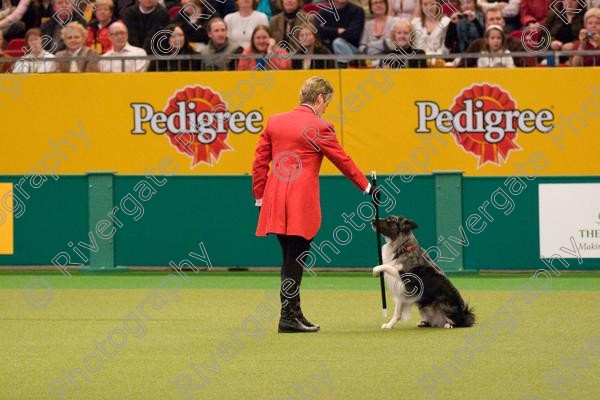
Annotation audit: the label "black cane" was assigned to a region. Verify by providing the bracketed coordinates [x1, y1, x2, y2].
[371, 171, 387, 317]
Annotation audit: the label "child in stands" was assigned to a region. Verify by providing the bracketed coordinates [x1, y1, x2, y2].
[477, 24, 514, 68]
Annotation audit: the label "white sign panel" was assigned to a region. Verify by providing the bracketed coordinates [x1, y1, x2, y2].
[539, 183, 600, 258]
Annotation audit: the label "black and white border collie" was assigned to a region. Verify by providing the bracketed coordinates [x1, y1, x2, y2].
[372, 215, 475, 329]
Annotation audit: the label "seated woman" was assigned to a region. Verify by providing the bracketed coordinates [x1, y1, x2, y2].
[170, 0, 209, 45]
[571, 8, 600, 67]
[411, 0, 450, 66]
[269, 0, 305, 52]
[387, 0, 418, 21]
[56, 22, 99, 72]
[237, 25, 291, 70]
[12, 28, 56, 73]
[359, 0, 398, 54]
[545, 0, 584, 65]
[477, 25, 514, 68]
[224, 0, 269, 49]
[0, 0, 27, 42]
[379, 19, 427, 68]
[86, 0, 116, 54]
[150, 24, 201, 71]
[291, 26, 334, 69]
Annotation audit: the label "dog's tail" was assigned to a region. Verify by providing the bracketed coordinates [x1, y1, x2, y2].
[456, 303, 476, 327]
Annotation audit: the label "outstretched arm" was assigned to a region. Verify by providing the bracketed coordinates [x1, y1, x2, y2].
[314, 123, 370, 192]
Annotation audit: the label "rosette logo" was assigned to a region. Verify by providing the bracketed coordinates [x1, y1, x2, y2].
[131, 85, 264, 167]
[416, 83, 554, 166]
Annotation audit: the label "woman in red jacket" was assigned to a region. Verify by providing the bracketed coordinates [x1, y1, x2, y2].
[252, 76, 371, 333]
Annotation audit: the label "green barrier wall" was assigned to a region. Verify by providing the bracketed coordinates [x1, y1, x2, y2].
[462, 176, 600, 271]
[0, 176, 89, 265]
[1, 174, 598, 270]
[113, 175, 436, 268]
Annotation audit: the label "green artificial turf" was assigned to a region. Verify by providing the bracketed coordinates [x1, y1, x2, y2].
[1, 272, 599, 400]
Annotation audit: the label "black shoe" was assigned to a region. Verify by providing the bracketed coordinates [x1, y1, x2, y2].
[278, 317, 319, 333]
[295, 309, 320, 330]
[292, 301, 320, 330]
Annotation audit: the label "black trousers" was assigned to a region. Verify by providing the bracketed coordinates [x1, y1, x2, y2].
[276, 234, 312, 307]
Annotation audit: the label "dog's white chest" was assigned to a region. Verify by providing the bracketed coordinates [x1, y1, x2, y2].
[381, 242, 395, 264]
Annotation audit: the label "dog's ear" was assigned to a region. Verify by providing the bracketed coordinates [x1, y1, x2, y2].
[400, 218, 418, 231]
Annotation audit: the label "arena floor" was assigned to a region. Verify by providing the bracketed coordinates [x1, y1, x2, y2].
[1, 271, 599, 400]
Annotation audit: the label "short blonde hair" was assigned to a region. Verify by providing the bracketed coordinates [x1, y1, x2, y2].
[390, 19, 414, 45]
[61, 21, 87, 40]
[299, 76, 334, 105]
[584, 7, 600, 26]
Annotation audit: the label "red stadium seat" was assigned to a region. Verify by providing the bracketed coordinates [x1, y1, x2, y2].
[168, 5, 182, 20]
[510, 29, 523, 40]
[303, 4, 319, 13]
[6, 38, 25, 57]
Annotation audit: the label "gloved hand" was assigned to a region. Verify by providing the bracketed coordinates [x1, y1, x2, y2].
[369, 185, 382, 203]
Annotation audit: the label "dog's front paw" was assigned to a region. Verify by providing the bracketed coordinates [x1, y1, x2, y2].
[372, 266, 383, 276]
[381, 322, 394, 329]
[444, 323, 454, 329]
[417, 321, 431, 328]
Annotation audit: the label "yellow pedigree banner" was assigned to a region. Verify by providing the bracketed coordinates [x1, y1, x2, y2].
[0, 183, 14, 254]
[340, 68, 600, 176]
[0, 70, 342, 176]
[0, 68, 598, 176]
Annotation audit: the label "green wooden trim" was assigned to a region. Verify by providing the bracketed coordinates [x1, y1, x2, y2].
[86, 172, 115, 270]
[434, 171, 463, 272]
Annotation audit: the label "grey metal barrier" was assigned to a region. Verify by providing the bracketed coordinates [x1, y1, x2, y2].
[1, 49, 599, 73]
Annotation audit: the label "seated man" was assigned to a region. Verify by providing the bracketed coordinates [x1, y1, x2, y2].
[477, 0, 521, 32]
[461, 7, 527, 67]
[316, 0, 364, 65]
[198, 17, 243, 71]
[99, 21, 148, 72]
[122, 0, 168, 53]
[41, 0, 88, 53]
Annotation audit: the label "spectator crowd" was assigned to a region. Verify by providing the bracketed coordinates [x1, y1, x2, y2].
[0, 0, 598, 72]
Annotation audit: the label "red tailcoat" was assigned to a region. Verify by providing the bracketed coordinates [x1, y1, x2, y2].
[252, 105, 369, 240]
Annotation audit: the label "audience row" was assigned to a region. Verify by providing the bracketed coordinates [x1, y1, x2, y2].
[0, 0, 598, 72]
